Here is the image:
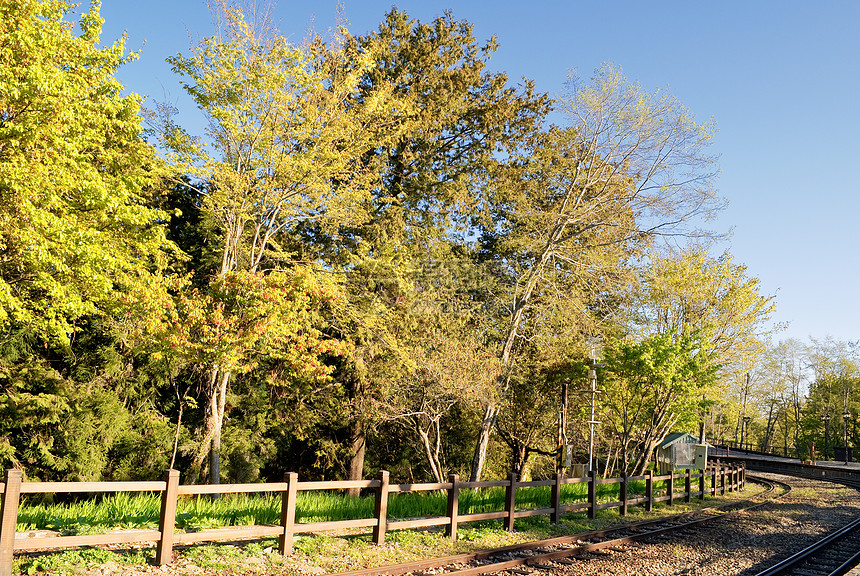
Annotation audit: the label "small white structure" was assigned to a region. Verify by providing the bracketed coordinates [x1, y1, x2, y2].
[656, 432, 708, 473]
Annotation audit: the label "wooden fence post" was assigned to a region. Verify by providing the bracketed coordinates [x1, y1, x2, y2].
[155, 469, 180, 566]
[446, 474, 459, 540]
[550, 472, 562, 524]
[645, 469, 654, 512]
[720, 464, 726, 495]
[588, 468, 598, 519]
[0, 470, 22, 576]
[620, 473, 628, 516]
[699, 467, 705, 500]
[711, 463, 717, 496]
[504, 473, 517, 531]
[667, 470, 674, 506]
[279, 472, 298, 555]
[684, 469, 691, 503]
[372, 470, 389, 545]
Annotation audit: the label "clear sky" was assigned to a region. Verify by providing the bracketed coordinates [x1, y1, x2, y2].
[96, 0, 860, 345]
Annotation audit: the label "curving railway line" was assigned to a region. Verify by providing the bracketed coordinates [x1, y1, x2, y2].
[750, 515, 860, 576]
[326, 460, 860, 576]
[745, 467, 860, 576]
[330, 474, 788, 576]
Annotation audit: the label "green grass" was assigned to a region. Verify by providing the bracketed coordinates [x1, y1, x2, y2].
[13, 547, 152, 575]
[17, 492, 161, 535]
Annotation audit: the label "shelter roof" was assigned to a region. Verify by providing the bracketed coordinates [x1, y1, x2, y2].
[657, 432, 699, 448]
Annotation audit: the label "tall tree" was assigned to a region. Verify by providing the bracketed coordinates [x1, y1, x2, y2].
[0, 0, 183, 478]
[601, 330, 717, 475]
[314, 8, 549, 484]
[634, 249, 777, 442]
[117, 268, 349, 482]
[471, 64, 722, 480]
[162, 4, 404, 483]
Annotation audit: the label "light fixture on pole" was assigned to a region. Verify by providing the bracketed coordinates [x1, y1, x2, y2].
[586, 337, 602, 474]
[843, 411, 851, 464]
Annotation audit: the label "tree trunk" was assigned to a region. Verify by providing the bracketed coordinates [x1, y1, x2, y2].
[735, 372, 750, 444]
[208, 233, 238, 487]
[190, 369, 219, 483]
[510, 440, 528, 478]
[169, 377, 186, 470]
[347, 418, 366, 498]
[763, 401, 776, 451]
[210, 426, 221, 487]
[208, 369, 231, 488]
[170, 402, 183, 470]
[418, 427, 444, 483]
[633, 412, 677, 476]
[793, 392, 803, 459]
[469, 218, 577, 482]
[470, 403, 499, 481]
[217, 370, 230, 484]
[603, 442, 620, 477]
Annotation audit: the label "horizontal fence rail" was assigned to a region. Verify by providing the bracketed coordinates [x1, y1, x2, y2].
[0, 462, 745, 575]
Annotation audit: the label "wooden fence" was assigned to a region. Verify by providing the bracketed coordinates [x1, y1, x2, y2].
[0, 462, 744, 575]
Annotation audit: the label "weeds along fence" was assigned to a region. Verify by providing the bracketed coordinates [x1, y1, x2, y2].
[0, 462, 745, 574]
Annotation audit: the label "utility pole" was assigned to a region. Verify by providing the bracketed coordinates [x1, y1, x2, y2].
[586, 338, 602, 474]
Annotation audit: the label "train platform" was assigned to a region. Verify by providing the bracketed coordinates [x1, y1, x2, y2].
[708, 446, 860, 471]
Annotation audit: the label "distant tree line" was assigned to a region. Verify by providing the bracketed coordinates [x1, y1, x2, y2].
[714, 337, 860, 462]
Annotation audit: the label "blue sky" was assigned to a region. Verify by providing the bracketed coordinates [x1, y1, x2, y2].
[97, 0, 859, 344]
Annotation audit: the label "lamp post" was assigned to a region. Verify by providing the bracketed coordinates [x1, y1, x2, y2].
[854, 415, 857, 454]
[843, 411, 851, 464]
[586, 338, 602, 474]
[742, 416, 751, 452]
[823, 414, 831, 461]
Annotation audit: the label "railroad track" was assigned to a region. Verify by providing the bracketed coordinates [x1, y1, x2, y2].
[748, 473, 860, 576]
[750, 515, 860, 576]
[329, 475, 788, 576]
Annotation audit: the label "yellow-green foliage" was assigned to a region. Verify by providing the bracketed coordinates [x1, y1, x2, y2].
[0, 0, 174, 349]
